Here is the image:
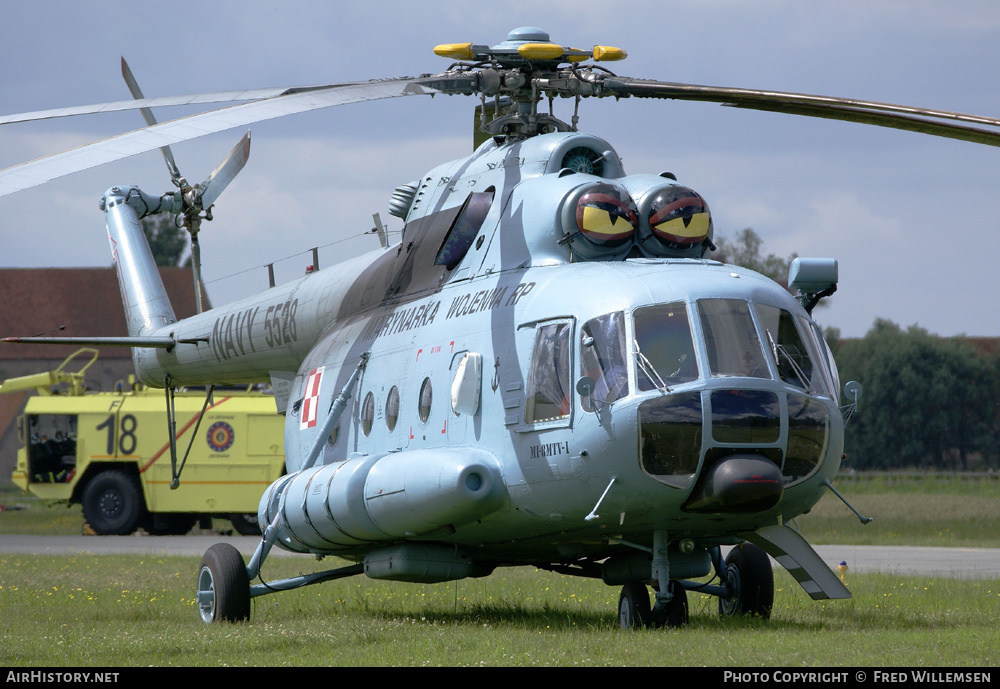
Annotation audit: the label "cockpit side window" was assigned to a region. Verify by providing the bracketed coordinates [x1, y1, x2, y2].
[633, 302, 699, 391]
[755, 304, 829, 395]
[580, 312, 629, 411]
[524, 322, 572, 424]
[697, 299, 770, 379]
[802, 317, 837, 400]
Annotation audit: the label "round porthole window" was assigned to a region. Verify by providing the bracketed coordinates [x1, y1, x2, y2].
[418, 378, 432, 424]
[361, 391, 375, 436]
[386, 386, 400, 432]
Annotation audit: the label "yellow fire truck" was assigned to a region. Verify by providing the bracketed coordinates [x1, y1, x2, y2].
[3, 349, 284, 535]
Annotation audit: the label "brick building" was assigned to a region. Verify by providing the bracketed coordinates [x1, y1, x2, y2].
[0, 268, 207, 479]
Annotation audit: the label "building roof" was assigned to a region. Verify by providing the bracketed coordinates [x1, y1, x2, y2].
[0, 267, 208, 360]
[966, 337, 1000, 358]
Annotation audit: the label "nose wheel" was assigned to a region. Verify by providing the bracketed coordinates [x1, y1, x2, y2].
[718, 542, 773, 619]
[653, 581, 688, 628]
[618, 581, 688, 629]
[618, 581, 652, 629]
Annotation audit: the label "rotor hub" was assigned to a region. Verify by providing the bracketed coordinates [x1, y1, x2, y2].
[427, 28, 629, 140]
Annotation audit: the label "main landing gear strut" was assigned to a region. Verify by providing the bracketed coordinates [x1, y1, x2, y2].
[616, 535, 774, 630]
[196, 354, 372, 624]
[195, 539, 365, 624]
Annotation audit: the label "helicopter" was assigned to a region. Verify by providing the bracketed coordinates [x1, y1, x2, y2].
[2, 27, 999, 629]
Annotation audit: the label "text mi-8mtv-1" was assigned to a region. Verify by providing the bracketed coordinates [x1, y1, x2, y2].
[3, 27, 998, 628]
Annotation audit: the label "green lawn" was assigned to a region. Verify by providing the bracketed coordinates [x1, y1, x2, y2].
[0, 554, 997, 667]
[795, 474, 999, 547]
[1, 475, 996, 667]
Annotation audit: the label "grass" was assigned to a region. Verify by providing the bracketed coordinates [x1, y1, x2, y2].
[794, 474, 1000, 547]
[0, 554, 997, 667]
[1, 476, 997, 667]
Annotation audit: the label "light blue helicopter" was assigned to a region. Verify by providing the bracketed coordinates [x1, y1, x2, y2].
[4, 27, 999, 629]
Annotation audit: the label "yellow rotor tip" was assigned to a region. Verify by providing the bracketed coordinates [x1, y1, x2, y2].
[434, 42, 475, 60]
[593, 45, 627, 62]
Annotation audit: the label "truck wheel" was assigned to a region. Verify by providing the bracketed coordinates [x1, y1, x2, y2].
[197, 543, 251, 623]
[81, 470, 145, 535]
[229, 513, 261, 536]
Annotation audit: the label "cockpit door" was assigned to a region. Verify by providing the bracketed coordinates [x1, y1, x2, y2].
[518, 317, 575, 432]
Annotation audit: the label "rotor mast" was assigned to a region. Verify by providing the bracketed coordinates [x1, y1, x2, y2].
[430, 27, 628, 142]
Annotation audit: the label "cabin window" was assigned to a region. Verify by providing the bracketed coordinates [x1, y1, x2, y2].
[385, 386, 400, 432]
[580, 312, 629, 410]
[418, 378, 433, 424]
[697, 299, 769, 379]
[633, 302, 699, 391]
[361, 392, 375, 437]
[524, 322, 572, 423]
[434, 189, 495, 270]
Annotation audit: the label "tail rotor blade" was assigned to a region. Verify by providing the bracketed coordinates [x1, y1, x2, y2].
[197, 131, 251, 209]
[121, 57, 184, 183]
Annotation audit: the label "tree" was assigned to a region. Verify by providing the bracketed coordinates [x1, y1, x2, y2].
[835, 319, 998, 470]
[712, 228, 797, 286]
[141, 213, 190, 267]
[713, 228, 835, 311]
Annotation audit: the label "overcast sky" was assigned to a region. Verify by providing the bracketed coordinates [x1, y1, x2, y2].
[2, 0, 998, 338]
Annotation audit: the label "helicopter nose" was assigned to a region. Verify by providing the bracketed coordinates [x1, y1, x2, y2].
[681, 453, 783, 513]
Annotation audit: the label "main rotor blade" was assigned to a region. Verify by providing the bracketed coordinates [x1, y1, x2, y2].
[0, 77, 453, 197]
[197, 131, 251, 209]
[0, 87, 297, 126]
[601, 78, 1000, 147]
[121, 56, 183, 182]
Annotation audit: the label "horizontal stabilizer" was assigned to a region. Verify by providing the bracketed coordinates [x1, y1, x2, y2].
[742, 523, 851, 600]
[1, 336, 206, 349]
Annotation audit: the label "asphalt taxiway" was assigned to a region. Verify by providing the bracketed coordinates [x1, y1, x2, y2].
[0, 535, 997, 579]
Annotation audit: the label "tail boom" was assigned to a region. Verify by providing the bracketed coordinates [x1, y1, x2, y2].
[102, 185, 178, 337]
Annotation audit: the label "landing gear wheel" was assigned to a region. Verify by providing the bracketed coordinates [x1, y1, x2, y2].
[229, 513, 261, 536]
[81, 470, 145, 535]
[618, 581, 652, 630]
[197, 543, 251, 623]
[652, 581, 689, 628]
[719, 542, 774, 619]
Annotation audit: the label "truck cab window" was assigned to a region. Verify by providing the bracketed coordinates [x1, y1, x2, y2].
[26, 414, 77, 483]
